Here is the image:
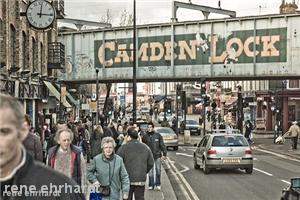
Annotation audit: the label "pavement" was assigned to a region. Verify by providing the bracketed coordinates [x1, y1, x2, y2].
[252, 134, 300, 160]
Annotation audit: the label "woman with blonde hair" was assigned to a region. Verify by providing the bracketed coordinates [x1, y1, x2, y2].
[87, 137, 130, 200]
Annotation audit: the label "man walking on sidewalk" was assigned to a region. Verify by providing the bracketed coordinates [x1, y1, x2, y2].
[284, 121, 300, 150]
[142, 122, 167, 191]
[117, 127, 154, 200]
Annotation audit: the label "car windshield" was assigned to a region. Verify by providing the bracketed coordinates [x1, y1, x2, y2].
[291, 178, 300, 188]
[159, 112, 171, 116]
[212, 135, 248, 147]
[186, 120, 197, 125]
[156, 128, 174, 134]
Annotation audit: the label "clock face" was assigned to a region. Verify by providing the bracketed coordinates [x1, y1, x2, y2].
[26, 0, 56, 30]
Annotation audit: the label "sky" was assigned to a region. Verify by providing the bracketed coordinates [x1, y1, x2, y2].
[62, 0, 298, 27]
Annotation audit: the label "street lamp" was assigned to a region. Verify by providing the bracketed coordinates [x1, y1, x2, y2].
[236, 84, 243, 134]
[281, 80, 287, 132]
[96, 68, 99, 125]
[132, 0, 137, 123]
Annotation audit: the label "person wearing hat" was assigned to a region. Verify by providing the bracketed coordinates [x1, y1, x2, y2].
[284, 121, 300, 150]
[117, 127, 154, 200]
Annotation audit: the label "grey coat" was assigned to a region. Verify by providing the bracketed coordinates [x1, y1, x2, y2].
[117, 139, 154, 184]
[87, 153, 130, 200]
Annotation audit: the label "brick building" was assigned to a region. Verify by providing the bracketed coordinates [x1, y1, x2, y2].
[0, 0, 66, 129]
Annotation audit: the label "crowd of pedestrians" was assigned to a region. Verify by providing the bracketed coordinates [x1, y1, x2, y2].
[0, 94, 167, 200]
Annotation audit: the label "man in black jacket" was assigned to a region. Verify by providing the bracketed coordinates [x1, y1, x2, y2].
[142, 122, 167, 191]
[0, 94, 85, 200]
[117, 127, 154, 200]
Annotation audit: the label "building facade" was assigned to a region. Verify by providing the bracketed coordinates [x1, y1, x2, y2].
[0, 0, 66, 129]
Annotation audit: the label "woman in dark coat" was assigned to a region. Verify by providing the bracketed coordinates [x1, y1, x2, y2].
[90, 125, 104, 159]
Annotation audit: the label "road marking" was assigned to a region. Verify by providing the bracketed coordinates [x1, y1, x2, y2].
[281, 179, 291, 184]
[255, 148, 300, 163]
[179, 164, 190, 173]
[176, 152, 193, 157]
[167, 157, 200, 200]
[164, 158, 192, 200]
[253, 158, 258, 161]
[253, 168, 273, 176]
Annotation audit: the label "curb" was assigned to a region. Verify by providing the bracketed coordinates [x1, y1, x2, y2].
[256, 144, 300, 160]
[161, 162, 177, 200]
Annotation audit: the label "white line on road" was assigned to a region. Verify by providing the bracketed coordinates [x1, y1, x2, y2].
[176, 152, 193, 157]
[179, 164, 190, 173]
[255, 148, 300, 163]
[253, 168, 273, 176]
[167, 157, 200, 200]
[281, 179, 291, 185]
[165, 158, 192, 200]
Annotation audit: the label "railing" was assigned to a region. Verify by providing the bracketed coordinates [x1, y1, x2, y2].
[48, 42, 65, 69]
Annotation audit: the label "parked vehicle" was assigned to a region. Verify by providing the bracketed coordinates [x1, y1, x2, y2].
[281, 177, 300, 200]
[154, 127, 178, 150]
[193, 131, 253, 174]
[140, 106, 150, 115]
[158, 112, 172, 123]
[180, 119, 201, 135]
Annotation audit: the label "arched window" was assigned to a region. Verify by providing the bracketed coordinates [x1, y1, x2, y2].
[10, 24, 16, 68]
[32, 37, 36, 71]
[40, 42, 44, 75]
[0, 19, 3, 65]
[22, 31, 27, 70]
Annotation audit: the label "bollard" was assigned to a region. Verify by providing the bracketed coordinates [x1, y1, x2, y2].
[184, 130, 191, 144]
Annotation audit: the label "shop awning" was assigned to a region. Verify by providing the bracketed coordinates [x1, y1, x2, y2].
[54, 83, 79, 108]
[43, 81, 72, 108]
[153, 95, 166, 103]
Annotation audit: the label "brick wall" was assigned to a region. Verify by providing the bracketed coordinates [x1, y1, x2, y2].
[1, 0, 58, 77]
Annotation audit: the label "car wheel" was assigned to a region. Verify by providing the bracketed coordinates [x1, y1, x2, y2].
[245, 167, 253, 174]
[173, 146, 178, 151]
[193, 156, 200, 169]
[202, 159, 210, 174]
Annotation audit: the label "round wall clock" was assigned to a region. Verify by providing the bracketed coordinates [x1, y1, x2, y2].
[26, 0, 56, 30]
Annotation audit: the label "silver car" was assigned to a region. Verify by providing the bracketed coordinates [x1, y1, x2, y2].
[154, 127, 178, 150]
[193, 132, 253, 174]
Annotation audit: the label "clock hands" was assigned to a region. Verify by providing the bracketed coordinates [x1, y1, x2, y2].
[37, 13, 54, 16]
[39, 2, 43, 18]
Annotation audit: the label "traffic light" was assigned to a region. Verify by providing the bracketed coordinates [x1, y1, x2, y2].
[181, 91, 186, 111]
[201, 83, 206, 95]
[203, 95, 210, 107]
[164, 99, 172, 113]
[242, 98, 249, 108]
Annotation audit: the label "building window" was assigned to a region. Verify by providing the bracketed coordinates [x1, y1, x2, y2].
[0, 19, 3, 64]
[10, 24, 16, 68]
[32, 37, 36, 71]
[288, 80, 299, 89]
[22, 31, 27, 70]
[40, 42, 44, 75]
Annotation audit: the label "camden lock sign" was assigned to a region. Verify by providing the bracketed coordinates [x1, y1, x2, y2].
[94, 28, 287, 68]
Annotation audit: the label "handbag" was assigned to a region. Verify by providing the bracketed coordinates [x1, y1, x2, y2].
[99, 185, 110, 197]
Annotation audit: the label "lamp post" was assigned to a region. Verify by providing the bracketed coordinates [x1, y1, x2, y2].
[281, 80, 287, 133]
[132, 0, 137, 123]
[96, 68, 99, 125]
[58, 79, 63, 121]
[237, 84, 243, 134]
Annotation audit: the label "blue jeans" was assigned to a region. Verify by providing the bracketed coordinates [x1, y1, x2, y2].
[148, 158, 161, 187]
